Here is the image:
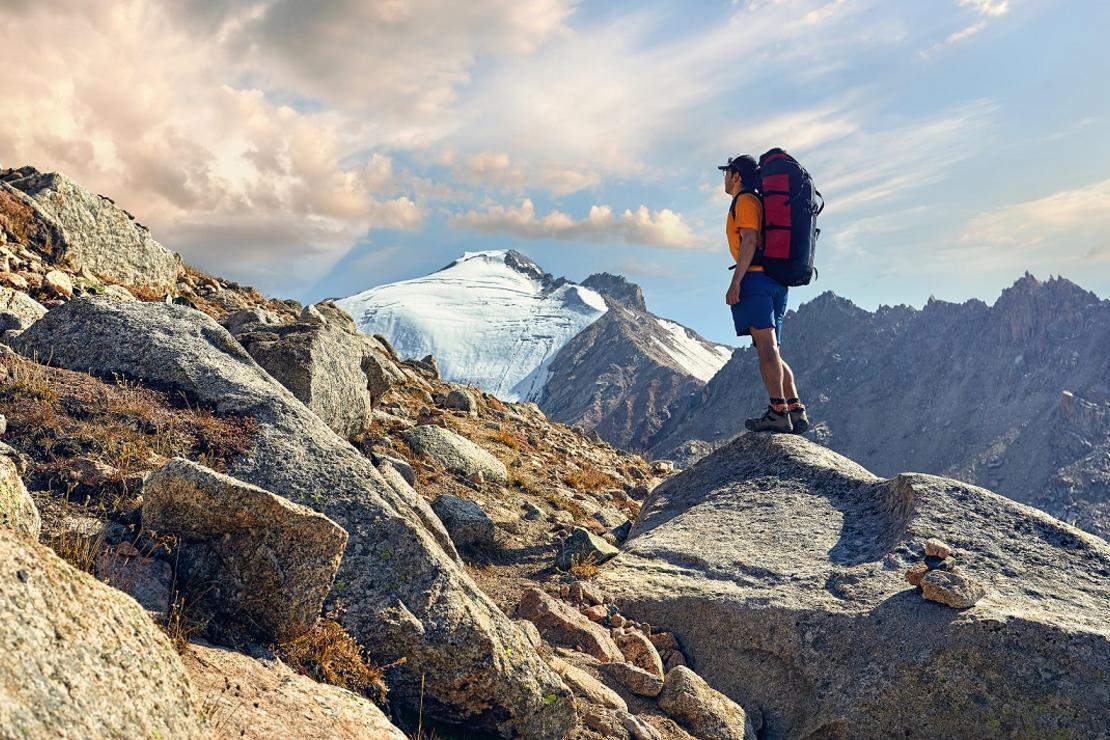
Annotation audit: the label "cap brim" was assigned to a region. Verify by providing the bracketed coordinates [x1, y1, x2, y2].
[717, 165, 730, 171]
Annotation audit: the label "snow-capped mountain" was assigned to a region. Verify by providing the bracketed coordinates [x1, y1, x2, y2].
[336, 250, 608, 400]
[337, 251, 734, 449]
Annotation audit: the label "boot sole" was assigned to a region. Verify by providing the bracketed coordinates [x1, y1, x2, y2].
[791, 419, 809, 434]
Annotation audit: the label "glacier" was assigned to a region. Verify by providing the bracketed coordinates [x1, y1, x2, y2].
[336, 250, 608, 401]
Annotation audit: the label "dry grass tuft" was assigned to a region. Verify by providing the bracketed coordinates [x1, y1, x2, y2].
[568, 553, 600, 580]
[276, 619, 394, 708]
[0, 356, 256, 490]
[493, 428, 525, 451]
[562, 465, 619, 492]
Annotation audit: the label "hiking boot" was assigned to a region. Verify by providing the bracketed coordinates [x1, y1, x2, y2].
[789, 406, 809, 434]
[745, 406, 793, 433]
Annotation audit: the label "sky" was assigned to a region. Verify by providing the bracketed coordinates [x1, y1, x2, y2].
[2, 0, 1108, 344]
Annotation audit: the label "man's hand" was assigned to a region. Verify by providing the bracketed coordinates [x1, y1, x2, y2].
[726, 280, 741, 306]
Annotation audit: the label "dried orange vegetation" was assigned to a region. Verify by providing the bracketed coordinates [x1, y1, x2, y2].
[562, 465, 620, 492]
[0, 355, 256, 490]
[568, 553, 600, 580]
[276, 619, 392, 708]
[493, 428, 526, 451]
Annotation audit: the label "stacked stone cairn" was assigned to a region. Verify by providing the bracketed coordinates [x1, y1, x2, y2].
[904, 537, 988, 609]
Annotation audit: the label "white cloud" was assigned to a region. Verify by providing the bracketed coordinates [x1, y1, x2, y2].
[921, 0, 1010, 57]
[450, 199, 707, 249]
[452, 152, 600, 196]
[962, 179, 1110, 255]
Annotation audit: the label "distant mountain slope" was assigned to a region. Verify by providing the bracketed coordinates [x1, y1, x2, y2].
[336, 250, 608, 400]
[650, 274, 1110, 538]
[539, 273, 734, 451]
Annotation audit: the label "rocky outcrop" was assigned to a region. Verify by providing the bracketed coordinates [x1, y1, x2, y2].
[402, 424, 509, 485]
[231, 301, 402, 439]
[651, 275, 1110, 538]
[143, 458, 349, 642]
[540, 288, 732, 451]
[0, 447, 39, 538]
[0, 167, 180, 291]
[184, 641, 406, 739]
[0, 526, 203, 737]
[600, 433, 1110, 740]
[12, 298, 574, 738]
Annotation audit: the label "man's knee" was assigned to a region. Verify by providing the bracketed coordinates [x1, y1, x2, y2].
[750, 328, 779, 360]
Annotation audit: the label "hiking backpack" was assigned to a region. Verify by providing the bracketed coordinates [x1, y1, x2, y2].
[756, 148, 823, 287]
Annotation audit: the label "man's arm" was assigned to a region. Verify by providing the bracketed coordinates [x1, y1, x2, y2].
[726, 228, 758, 305]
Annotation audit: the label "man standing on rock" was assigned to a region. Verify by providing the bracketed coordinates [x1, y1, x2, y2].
[720, 154, 808, 434]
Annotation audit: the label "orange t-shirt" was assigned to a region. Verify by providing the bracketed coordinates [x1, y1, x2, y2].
[726, 193, 763, 270]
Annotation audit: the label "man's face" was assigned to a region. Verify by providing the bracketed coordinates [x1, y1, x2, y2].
[724, 170, 741, 194]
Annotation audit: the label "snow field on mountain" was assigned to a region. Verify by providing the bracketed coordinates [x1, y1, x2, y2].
[650, 317, 734, 382]
[336, 251, 607, 401]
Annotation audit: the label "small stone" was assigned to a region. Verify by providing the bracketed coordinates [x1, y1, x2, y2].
[559, 584, 570, 598]
[663, 650, 687, 672]
[547, 656, 627, 711]
[924, 538, 953, 559]
[924, 555, 955, 571]
[515, 619, 542, 650]
[96, 546, 173, 614]
[555, 526, 619, 571]
[0, 272, 29, 290]
[616, 630, 664, 678]
[431, 494, 495, 548]
[905, 563, 928, 586]
[610, 614, 626, 628]
[657, 666, 756, 740]
[570, 580, 607, 606]
[598, 661, 665, 698]
[580, 706, 630, 739]
[581, 604, 608, 622]
[44, 270, 73, 298]
[920, 569, 987, 609]
[524, 501, 544, 520]
[517, 588, 623, 662]
[0, 413, 6, 435]
[649, 632, 680, 652]
[466, 469, 485, 485]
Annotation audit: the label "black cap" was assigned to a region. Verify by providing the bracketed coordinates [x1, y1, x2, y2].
[718, 154, 757, 172]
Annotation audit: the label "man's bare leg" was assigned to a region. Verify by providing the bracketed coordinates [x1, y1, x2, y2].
[751, 328, 785, 408]
[745, 328, 793, 432]
[782, 359, 799, 404]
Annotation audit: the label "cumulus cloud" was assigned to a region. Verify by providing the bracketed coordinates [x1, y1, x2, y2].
[0, 0, 563, 292]
[450, 199, 707, 249]
[452, 152, 600, 196]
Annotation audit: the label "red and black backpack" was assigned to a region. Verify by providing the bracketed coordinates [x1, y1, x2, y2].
[756, 148, 823, 287]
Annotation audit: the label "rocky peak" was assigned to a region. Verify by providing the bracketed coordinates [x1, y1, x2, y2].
[581, 273, 647, 311]
[991, 273, 1101, 344]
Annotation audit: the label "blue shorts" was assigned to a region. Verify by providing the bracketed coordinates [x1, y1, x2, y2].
[730, 271, 788, 342]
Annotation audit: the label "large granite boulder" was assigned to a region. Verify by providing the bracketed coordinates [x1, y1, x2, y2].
[402, 424, 508, 485]
[12, 298, 573, 738]
[0, 167, 180, 291]
[143, 458, 349, 642]
[232, 301, 402, 439]
[184, 641, 406, 739]
[0, 526, 203, 737]
[599, 433, 1110, 740]
[0, 448, 40, 538]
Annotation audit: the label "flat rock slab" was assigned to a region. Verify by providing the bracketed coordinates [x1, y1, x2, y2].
[184, 641, 406, 739]
[144, 458, 348, 642]
[402, 424, 508, 485]
[599, 433, 1110, 740]
[0, 527, 203, 738]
